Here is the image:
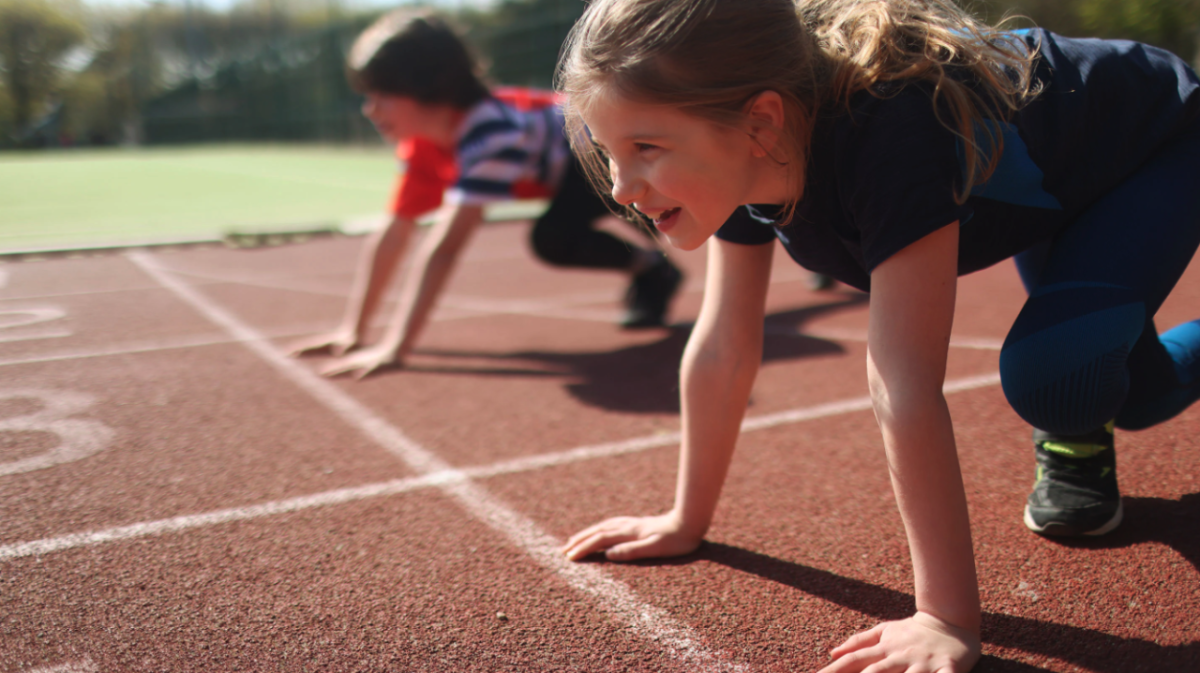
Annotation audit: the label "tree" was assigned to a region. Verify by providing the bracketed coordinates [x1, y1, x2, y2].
[982, 0, 1200, 63]
[0, 0, 85, 140]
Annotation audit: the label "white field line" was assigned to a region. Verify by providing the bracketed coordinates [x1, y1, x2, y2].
[0, 370, 1002, 563]
[0, 326, 323, 369]
[161, 264, 626, 323]
[27, 659, 98, 673]
[0, 473, 458, 561]
[796, 326, 1005, 351]
[0, 283, 168, 302]
[125, 251, 748, 673]
[0, 328, 72, 344]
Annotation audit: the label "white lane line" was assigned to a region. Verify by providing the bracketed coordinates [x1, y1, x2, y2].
[27, 659, 98, 673]
[0, 329, 72, 344]
[0, 370, 1002, 563]
[0, 473, 458, 561]
[795, 326, 1005, 351]
[126, 250, 748, 673]
[0, 326, 321, 369]
[157, 264, 628, 323]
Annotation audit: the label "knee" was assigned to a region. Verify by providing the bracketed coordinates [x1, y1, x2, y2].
[1000, 284, 1145, 434]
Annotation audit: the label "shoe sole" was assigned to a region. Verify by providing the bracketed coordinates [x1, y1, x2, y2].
[1023, 500, 1124, 537]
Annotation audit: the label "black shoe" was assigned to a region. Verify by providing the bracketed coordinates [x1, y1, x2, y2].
[1024, 422, 1123, 536]
[621, 254, 682, 328]
[807, 272, 835, 291]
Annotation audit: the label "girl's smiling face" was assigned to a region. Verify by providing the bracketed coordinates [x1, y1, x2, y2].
[580, 90, 793, 251]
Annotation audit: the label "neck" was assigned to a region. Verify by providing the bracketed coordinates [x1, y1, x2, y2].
[424, 105, 468, 149]
[746, 154, 800, 205]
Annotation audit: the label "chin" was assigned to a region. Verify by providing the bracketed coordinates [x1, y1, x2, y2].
[665, 231, 707, 252]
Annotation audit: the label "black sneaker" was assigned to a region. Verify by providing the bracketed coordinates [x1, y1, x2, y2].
[807, 272, 835, 291]
[621, 254, 683, 328]
[1024, 421, 1123, 536]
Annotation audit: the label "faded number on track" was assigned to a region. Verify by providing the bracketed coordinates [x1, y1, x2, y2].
[0, 389, 114, 476]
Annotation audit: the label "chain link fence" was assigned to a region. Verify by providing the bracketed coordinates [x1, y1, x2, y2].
[140, 1, 585, 145]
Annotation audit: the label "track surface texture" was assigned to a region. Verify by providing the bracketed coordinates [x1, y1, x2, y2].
[2, 221, 1198, 672]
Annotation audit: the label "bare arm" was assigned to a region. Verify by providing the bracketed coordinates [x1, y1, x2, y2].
[822, 221, 981, 673]
[288, 215, 418, 356]
[563, 238, 774, 560]
[322, 204, 484, 378]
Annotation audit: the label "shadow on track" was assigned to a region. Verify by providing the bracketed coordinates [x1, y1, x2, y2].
[409, 292, 870, 414]
[675, 542, 1198, 673]
[1037, 491, 1200, 572]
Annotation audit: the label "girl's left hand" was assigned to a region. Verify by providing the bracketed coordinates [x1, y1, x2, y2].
[817, 611, 981, 673]
[319, 344, 400, 379]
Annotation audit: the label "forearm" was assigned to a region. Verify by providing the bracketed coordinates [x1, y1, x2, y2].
[340, 217, 417, 336]
[673, 324, 762, 536]
[379, 206, 482, 358]
[877, 392, 980, 634]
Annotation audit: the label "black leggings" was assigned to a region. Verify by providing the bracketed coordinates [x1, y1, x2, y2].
[529, 156, 644, 270]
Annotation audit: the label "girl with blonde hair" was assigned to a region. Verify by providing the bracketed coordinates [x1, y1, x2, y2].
[558, 0, 1200, 670]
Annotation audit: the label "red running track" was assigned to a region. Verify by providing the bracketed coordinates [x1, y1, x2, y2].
[1, 221, 1197, 672]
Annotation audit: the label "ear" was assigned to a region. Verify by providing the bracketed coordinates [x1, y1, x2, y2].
[743, 90, 785, 159]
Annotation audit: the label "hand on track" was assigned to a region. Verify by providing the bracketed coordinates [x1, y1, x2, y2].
[319, 344, 399, 379]
[287, 330, 358, 358]
[561, 513, 703, 562]
[818, 611, 980, 673]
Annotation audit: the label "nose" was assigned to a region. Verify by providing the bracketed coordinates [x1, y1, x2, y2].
[361, 96, 376, 119]
[609, 161, 643, 207]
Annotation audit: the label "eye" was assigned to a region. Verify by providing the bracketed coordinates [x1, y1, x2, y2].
[634, 142, 660, 153]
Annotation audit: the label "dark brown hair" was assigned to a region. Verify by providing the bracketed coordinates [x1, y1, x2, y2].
[347, 9, 489, 109]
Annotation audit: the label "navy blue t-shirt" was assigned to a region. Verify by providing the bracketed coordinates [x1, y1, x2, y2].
[716, 28, 1200, 291]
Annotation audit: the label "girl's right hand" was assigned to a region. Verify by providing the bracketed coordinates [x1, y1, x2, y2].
[287, 329, 358, 358]
[561, 513, 703, 562]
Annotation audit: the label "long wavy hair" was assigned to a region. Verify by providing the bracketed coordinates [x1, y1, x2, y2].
[558, 0, 1040, 218]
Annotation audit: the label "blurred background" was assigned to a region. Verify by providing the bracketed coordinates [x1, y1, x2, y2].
[2, 0, 1198, 251]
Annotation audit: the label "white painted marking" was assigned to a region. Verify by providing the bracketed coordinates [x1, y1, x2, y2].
[0, 372, 1001, 560]
[796, 326, 1005, 351]
[127, 250, 748, 673]
[0, 473, 458, 560]
[0, 306, 72, 343]
[0, 329, 72, 345]
[0, 268, 9, 289]
[0, 389, 115, 476]
[27, 659, 98, 673]
[0, 326, 321, 369]
[0, 307, 65, 330]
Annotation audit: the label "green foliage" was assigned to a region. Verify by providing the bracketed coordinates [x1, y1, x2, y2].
[979, 0, 1200, 61]
[12, 0, 1200, 151]
[462, 0, 585, 88]
[0, 0, 85, 143]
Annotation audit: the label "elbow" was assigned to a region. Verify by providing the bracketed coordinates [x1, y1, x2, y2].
[682, 328, 762, 389]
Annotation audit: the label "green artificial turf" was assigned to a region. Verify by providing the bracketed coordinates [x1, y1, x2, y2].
[0, 144, 397, 252]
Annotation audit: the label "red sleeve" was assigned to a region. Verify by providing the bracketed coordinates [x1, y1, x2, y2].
[390, 138, 458, 218]
[492, 86, 564, 112]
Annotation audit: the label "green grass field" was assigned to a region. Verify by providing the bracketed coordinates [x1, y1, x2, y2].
[0, 144, 398, 253]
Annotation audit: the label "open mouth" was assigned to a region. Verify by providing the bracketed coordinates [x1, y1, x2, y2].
[653, 208, 681, 227]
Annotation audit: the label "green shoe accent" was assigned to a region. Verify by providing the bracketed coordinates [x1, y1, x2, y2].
[1036, 420, 1114, 459]
[1039, 440, 1110, 458]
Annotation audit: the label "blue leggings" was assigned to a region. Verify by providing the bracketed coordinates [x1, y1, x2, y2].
[1000, 121, 1200, 435]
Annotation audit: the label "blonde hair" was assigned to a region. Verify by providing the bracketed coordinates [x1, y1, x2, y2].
[558, 0, 1040, 215]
